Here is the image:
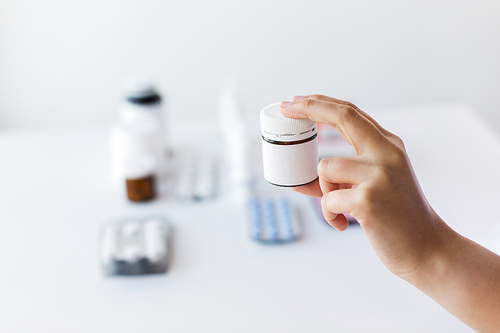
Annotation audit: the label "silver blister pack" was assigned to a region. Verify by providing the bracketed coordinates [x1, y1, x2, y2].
[101, 217, 171, 276]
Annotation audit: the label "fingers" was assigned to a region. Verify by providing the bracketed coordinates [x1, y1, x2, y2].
[318, 157, 368, 185]
[293, 95, 393, 137]
[324, 212, 349, 231]
[321, 189, 354, 231]
[322, 188, 355, 214]
[293, 157, 368, 197]
[316, 157, 369, 197]
[291, 178, 322, 197]
[321, 189, 357, 231]
[318, 181, 352, 201]
[280, 95, 387, 155]
[355, 109, 393, 137]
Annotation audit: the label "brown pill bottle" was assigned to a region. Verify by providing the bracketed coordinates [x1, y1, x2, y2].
[123, 154, 157, 202]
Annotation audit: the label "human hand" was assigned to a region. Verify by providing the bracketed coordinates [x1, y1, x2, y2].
[280, 95, 500, 331]
[280, 95, 450, 278]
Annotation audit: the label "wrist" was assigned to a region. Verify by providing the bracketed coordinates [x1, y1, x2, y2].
[400, 219, 500, 332]
[398, 216, 459, 288]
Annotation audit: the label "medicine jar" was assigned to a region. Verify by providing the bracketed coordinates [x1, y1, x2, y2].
[260, 103, 318, 187]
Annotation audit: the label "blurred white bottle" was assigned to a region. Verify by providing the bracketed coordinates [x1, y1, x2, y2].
[218, 80, 253, 202]
[110, 78, 168, 184]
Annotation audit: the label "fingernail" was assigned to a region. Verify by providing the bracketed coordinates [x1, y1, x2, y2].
[281, 101, 293, 108]
[293, 95, 306, 102]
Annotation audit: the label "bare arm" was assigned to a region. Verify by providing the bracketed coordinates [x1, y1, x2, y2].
[280, 94, 500, 332]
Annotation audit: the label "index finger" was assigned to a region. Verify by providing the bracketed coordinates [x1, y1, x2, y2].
[293, 94, 393, 137]
[280, 96, 385, 155]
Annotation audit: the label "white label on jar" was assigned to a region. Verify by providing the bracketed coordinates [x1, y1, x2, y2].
[261, 138, 318, 187]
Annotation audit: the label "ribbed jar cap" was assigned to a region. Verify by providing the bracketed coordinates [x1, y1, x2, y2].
[260, 102, 317, 142]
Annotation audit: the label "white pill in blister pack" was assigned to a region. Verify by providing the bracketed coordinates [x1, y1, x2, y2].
[175, 156, 217, 202]
[143, 219, 167, 263]
[101, 224, 120, 264]
[100, 217, 171, 276]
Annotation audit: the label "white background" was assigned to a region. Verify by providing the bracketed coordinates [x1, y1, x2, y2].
[1, 0, 500, 134]
[0, 109, 490, 332]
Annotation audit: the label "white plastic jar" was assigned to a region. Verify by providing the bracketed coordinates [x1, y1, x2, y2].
[260, 102, 319, 187]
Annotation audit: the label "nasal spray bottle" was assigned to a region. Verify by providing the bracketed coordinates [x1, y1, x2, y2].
[218, 81, 253, 202]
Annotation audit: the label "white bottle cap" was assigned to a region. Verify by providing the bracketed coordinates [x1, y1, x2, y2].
[260, 103, 317, 142]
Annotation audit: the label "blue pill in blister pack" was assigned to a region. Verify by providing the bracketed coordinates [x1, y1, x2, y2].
[248, 197, 301, 244]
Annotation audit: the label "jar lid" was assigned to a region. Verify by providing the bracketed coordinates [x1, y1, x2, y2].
[260, 102, 317, 142]
[123, 78, 161, 104]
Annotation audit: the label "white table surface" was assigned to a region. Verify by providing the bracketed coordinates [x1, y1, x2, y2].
[1, 105, 499, 333]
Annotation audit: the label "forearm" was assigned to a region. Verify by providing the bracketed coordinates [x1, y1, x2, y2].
[406, 221, 500, 333]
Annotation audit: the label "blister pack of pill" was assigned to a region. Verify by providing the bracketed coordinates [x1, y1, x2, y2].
[101, 217, 170, 276]
[248, 196, 301, 244]
[175, 156, 217, 202]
